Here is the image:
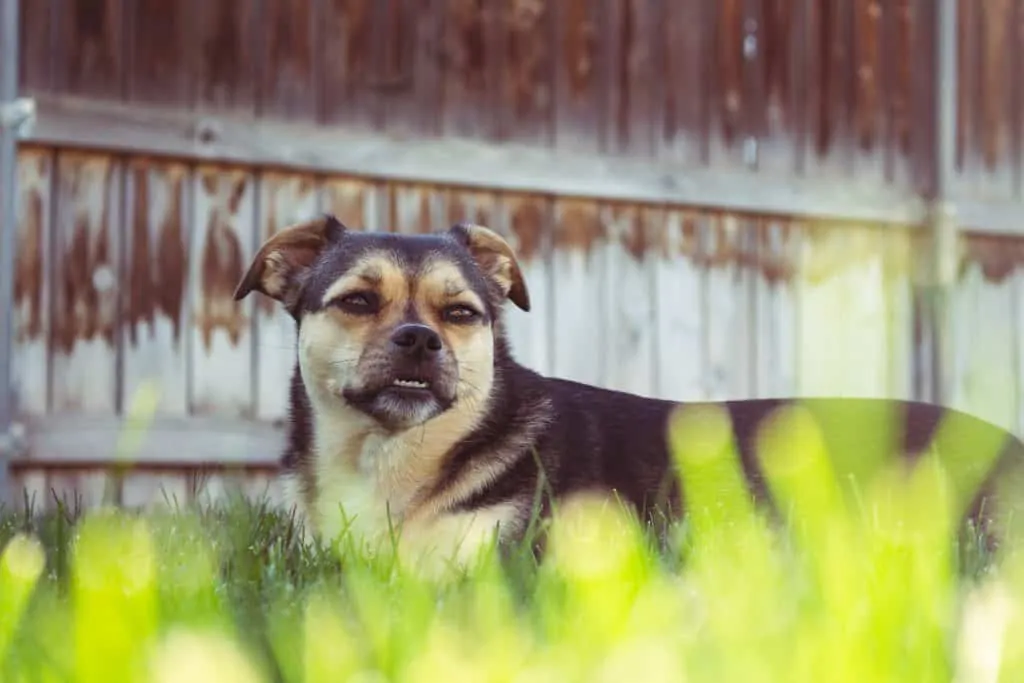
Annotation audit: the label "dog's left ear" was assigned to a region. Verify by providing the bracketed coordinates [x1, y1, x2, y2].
[449, 222, 530, 312]
[233, 214, 346, 303]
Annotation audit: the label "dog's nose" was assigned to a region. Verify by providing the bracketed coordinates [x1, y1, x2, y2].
[390, 324, 442, 355]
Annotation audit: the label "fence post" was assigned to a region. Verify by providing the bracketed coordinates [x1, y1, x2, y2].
[923, 0, 959, 406]
[0, 0, 32, 504]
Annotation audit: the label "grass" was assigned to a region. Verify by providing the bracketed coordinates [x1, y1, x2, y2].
[2, 401, 1024, 682]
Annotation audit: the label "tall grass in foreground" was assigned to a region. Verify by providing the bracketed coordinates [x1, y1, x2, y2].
[1, 401, 1023, 682]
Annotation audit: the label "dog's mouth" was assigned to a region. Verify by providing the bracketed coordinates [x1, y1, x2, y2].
[340, 368, 455, 431]
[390, 377, 431, 391]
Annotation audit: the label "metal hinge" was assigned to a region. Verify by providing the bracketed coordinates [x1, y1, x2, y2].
[0, 97, 36, 137]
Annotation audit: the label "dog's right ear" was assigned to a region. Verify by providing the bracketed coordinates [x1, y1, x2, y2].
[233, 214, 346, 303]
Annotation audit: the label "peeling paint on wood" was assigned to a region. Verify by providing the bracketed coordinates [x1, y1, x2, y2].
[753, 219, 799, 398]
[262, 0, 317, 121]
[190, 167, 255, 417]
[388, 183, 445, 234]
[13, 150, 53, 416]
[602, 204, 657, 395]
[257, 173, 319, 421]
[58, 0, 125, 99]
[127, 0, 191, 105]
[551, 199, 605, 384]
[962, 233, 1024, 284]
[498, 193, 550, 374]
[703, 214, 755, 399]
[445, 188, 497, 228]
[195, 0, 259, 113]
[653, 210, 706, 401]
[51, 153, 122, 414]
[322, 177, 384, 231]
[123, 159, 191, 415]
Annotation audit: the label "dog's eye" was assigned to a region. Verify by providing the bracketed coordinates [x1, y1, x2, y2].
[443, 304, 480, 323]
[333, 291, 378, 314]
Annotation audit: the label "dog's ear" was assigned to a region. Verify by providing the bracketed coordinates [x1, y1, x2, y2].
[233, 214, 346, 303]
[449, 222, 530, 312]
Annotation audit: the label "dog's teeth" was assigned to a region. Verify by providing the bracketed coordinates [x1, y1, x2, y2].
[393, 379, 428, 389]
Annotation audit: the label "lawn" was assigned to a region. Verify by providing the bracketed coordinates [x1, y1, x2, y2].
[1, 402, 1023, 682]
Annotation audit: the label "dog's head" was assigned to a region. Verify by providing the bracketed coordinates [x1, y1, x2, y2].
[234, 215, 529, 432]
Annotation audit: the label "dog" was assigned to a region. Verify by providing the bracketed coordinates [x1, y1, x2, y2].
[233, 214, 1024, 568]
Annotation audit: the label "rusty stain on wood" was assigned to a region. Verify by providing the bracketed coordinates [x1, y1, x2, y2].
[499, 0, 552, 143]
[195, 169, 249, 350]
[554, 199, 603, 251]
[756, 219, 799, 284]
[504, 194, 547, 262]
[126, 161, 189, 346]
[53, 154, 119, 355]
[606, 203, 648, 262]
[15, 152, 49, 343]
[389, 184, 441, 234]
[196, 0, 258, 112]
[263, 0, 317, 120]
[59, 0, 125, 98]
[323, 178, 377, 230]
[445, 188, 496, 228]
[963, 233, 1024, 284]
[127, 0, 190, 104]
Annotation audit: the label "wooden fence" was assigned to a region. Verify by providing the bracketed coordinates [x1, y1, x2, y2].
[4, 0, 1024, 510]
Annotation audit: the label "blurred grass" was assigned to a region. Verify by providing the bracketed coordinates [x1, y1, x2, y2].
[1, 401, 1023, 682]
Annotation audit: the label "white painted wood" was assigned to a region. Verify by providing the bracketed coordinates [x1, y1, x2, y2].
[950, 263, 1018, 431]
[12, 149, 52, 416]
[703, 215, 755, 400]
[753, 219, 800, 399]
[796, 224, 905, 398]
[51, 153, 121, 414]
[498, 194, 551, 376]
[25, 94, 929, 228]
[550, 200, 606, 386]
[255, 172, 318, 422]
[189, 166, 256, 417]
[601, 204, 657, 397]
[321, 176, 386, 232]
[389, 182, 447, 234]
[653, 210, 706, 401]
[121, 473, 190, 510]
[122, 160, 191, 415]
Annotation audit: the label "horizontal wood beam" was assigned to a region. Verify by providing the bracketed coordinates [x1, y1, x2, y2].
[22, 94, 930, 227]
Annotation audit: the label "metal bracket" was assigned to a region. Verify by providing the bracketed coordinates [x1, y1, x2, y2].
[0, 96, 36, 137]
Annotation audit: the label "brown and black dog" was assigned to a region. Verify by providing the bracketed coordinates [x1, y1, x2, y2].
[233, 215, 1024, 567]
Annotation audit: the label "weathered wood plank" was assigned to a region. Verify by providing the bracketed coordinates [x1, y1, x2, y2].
[46, 472, 110, 511]
[553, 0, 607, 153]
[441, 0, 502, 140]
[256, 173, 319, 422]
[380, 0, 444, 136]
[496, 0, 553, 145]
[126, 0, 192, 105]
[388, 183, 446, 234]
[605, 0, 662, 158]
[122, 160, 191, 416]
[753, 218, 800, 398]
[121, 473, 190, 510]
[653, 211, 705, 401]
[195, 0, 259, 114]
[18, 0, 55, 93]
[713, 0, 744, 156]
[51, 153, 122, 414]
[322, 0, 380, 129]
[703, 214, 755, 399]
[262, 0, 318, 121]
[56, 0, 125, 99]
[660, 0, 708, 164]
[601, 203, 657, 396]
[13, 149, 53, 416]
[189, 167, 256, 417]
[445, 187, 497, 228]
[796, 222, 912, 398]
[496, 193, 550, 375]
[953, 236, 1021, 432]
[551, 199, 605, 385]
[322, 176, 386, 231]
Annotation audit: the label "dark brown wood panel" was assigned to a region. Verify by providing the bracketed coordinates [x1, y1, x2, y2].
[194, 0, 260, 114]
[377, 0, 444, 136]
[19, 0, 55, 93]
[606, 0, 663, 157]
[553, 0, 608, 153]
[713, 0, 743, 148]
[322, 0, 380, 128]
[56, 0, 126, 100]
[496, 0, 553, 145]
[662, 0, 710, 162]
[261, 0, 318, 121]
[126, 0, 193, 106]
[440, 0, 503, 140]
[852, 0, 882, 153]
